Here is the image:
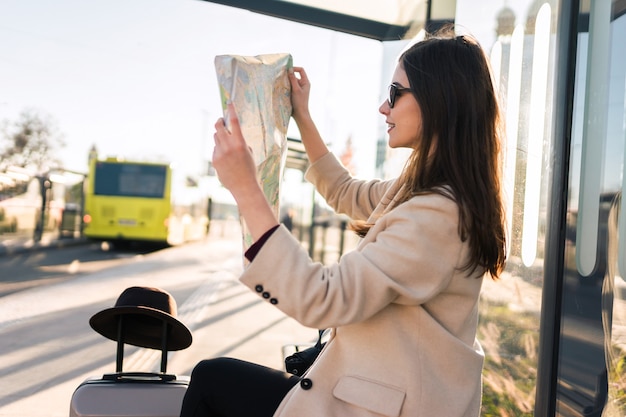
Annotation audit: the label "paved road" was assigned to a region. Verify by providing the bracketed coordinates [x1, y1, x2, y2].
[0, 221, 316, 417]
[0, 241, 166, 297]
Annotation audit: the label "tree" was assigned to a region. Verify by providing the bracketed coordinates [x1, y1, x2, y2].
[0, 108, 65, 172]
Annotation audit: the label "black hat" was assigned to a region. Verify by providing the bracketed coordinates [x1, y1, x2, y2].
[89, 286, 192, 351]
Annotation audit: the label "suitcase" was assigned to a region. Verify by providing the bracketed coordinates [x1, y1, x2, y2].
[69, 287, 193, 417]
[69, 372, 189, 417]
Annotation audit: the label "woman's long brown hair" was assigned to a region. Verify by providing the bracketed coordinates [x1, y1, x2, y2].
[357, 29, 507, 280]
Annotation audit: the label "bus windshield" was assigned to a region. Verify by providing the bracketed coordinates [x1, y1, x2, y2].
[94, 162, 167, 198]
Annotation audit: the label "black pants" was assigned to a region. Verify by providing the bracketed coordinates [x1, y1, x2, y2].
[179, 358, 301, 417]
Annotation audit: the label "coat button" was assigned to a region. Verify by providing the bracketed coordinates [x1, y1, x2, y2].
[255, 285, 264, 293]
[300, 378, 313, 390]
[270, 298, 278, 305]
[262, 291, 270, 299]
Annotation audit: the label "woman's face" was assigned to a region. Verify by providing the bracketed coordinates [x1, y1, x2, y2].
[379, 64, 422, 149]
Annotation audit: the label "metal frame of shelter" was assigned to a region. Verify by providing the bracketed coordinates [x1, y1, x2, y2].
[199, 0, 452, 41]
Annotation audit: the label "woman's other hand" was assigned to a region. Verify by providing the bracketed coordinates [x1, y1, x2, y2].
[288, 66, 329, 163]
[289, 67, 311, 124]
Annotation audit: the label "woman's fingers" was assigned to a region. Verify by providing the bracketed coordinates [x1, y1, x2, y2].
[214, 103, 243, 143]
[289, 67, 312, 123]
[211, 102, 259, 193]
[289, 67, 309, 91]
[225, 102, 242, 137]
[213, 103, 250, 171]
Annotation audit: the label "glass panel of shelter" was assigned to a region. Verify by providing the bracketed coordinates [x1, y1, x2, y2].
[455, 0, 558, 414]
[566, 1, 626, 416]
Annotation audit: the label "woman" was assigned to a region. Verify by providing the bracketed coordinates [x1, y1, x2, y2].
[180, 29, 506, 417]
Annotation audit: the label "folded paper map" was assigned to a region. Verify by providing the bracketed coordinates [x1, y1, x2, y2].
[214, 53, 293, 252]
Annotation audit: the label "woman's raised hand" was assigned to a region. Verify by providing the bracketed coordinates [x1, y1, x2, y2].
[212, 102, 258, 196]
[289, 67, 311, 123]
[212, 102, 278, 240]
[288, 66, 329, 164]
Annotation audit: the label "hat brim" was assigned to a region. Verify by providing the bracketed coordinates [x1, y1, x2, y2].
[90, 306, 192, 351]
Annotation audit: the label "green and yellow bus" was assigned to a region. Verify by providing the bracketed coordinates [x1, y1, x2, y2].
[82, 158, 209, 246]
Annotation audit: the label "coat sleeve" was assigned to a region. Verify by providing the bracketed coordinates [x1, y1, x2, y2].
[305, 152, 395, 221]
[239, 193, 467, 329]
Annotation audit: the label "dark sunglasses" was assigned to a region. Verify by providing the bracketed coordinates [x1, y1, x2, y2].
[388, 83, 411, 108]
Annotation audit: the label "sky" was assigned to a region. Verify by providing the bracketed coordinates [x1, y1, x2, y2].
[0, 0, 536, 182]
[0, 0, 384, 179]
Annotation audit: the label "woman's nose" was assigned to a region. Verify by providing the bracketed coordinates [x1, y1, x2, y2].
[379, 100, 389, 115]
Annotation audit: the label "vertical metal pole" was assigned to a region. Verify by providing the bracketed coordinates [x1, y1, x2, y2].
[339, 220, 346, 258]
[308, 188, 316, 258]
[320, 221, 327, 263]
[34, 175, 47, 242]
[160, 321, 169, 373]
[116, 315, 125, 373]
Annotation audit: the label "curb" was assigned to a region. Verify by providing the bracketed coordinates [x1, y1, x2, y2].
[0, 237, 90, 257]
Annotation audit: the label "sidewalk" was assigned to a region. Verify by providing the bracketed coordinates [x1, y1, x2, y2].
[0, 219, 317, 417]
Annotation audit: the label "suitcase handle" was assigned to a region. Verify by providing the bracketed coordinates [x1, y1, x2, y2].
[102, 372, 177, 382]
[116, 315, 170, 373]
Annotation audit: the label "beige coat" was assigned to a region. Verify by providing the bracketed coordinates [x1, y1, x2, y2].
[240, 153, 485, 417]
